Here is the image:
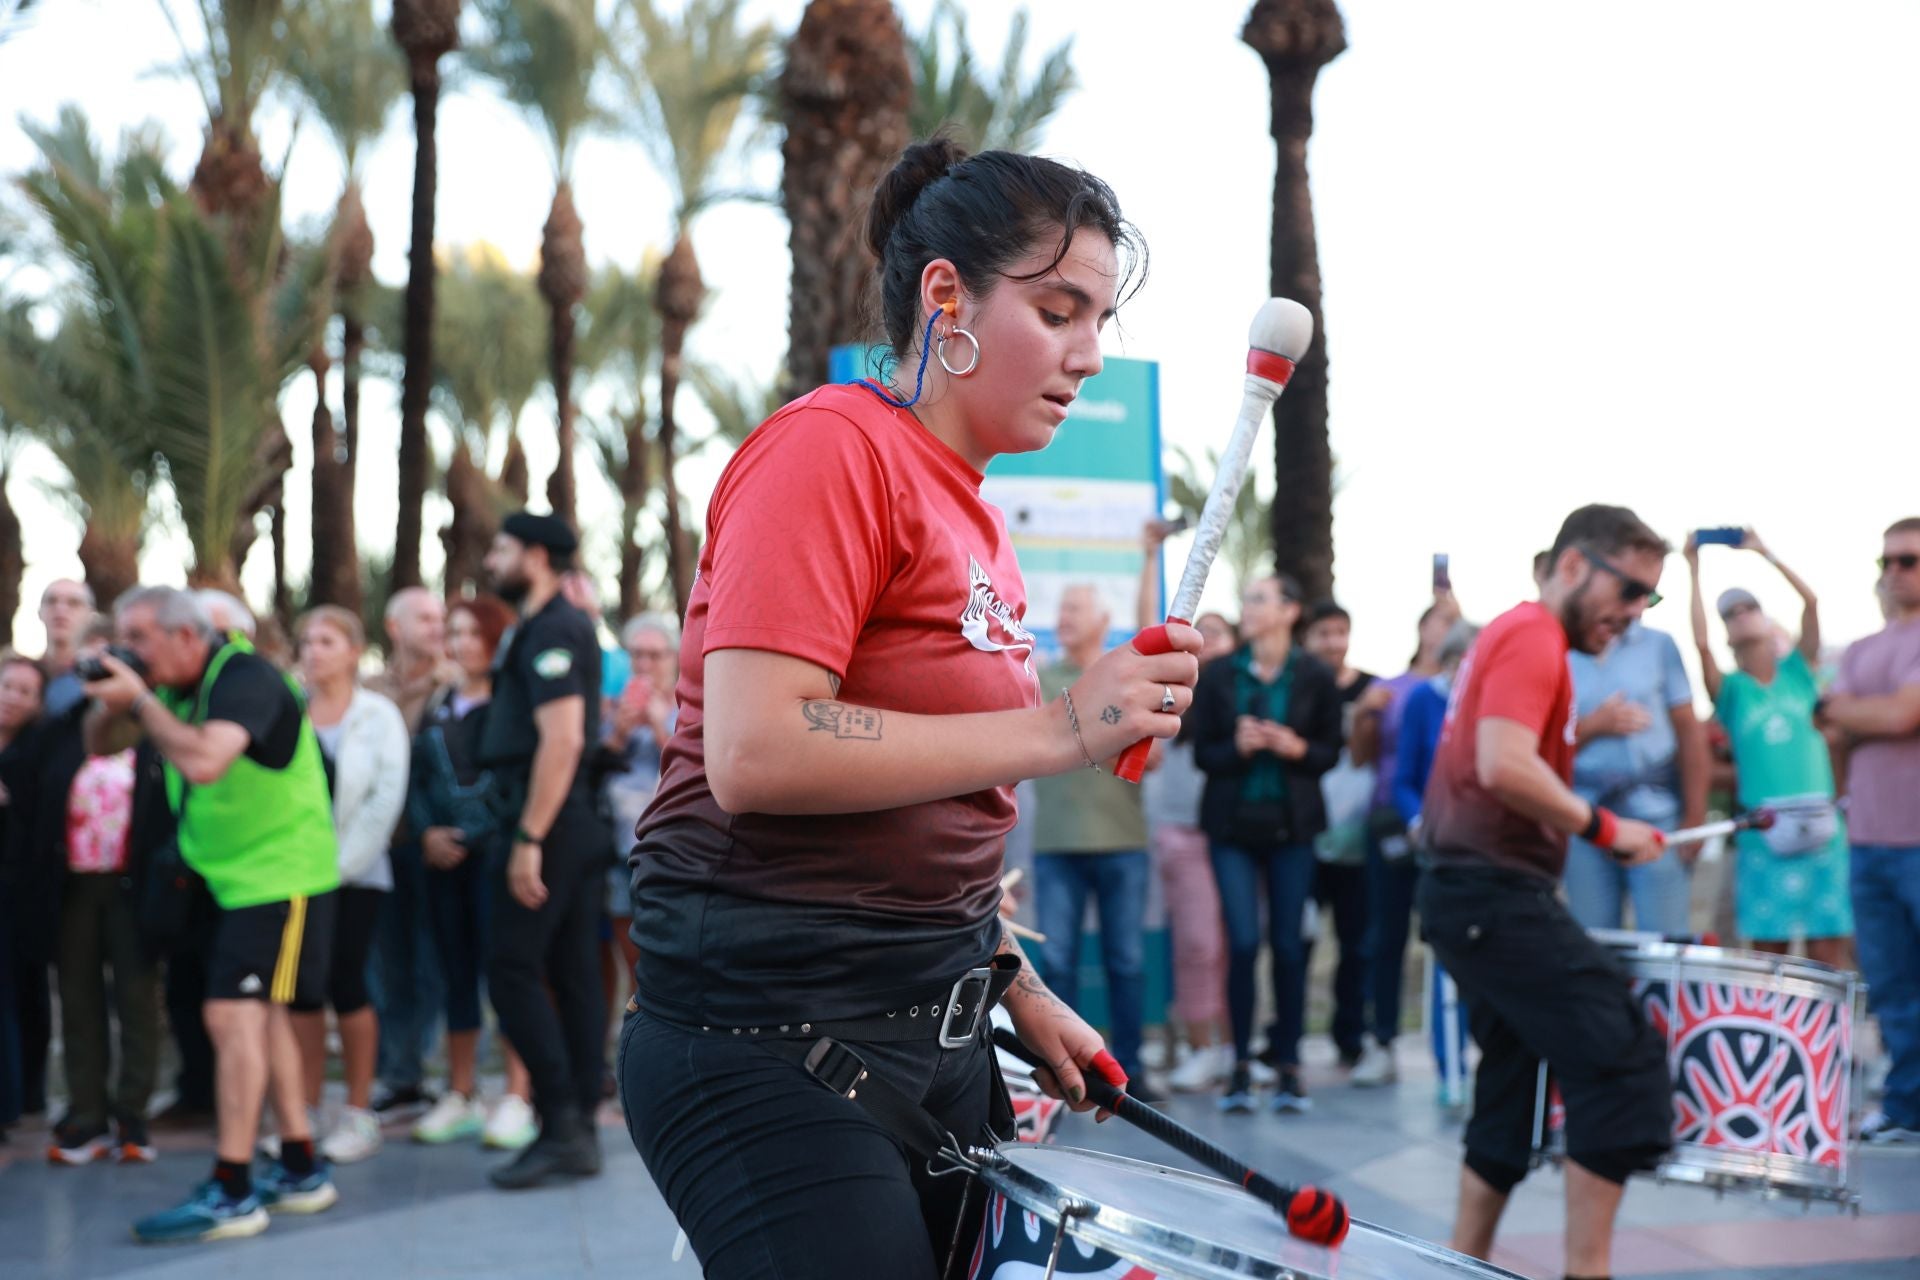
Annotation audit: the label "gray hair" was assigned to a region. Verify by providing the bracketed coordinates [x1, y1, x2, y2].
[621, 612, 680, 649]
[194, 589, 256, 638]
[385, 585, 435, 624]
[1439, 620, 1481, 667]
[116, 585, 214, 637]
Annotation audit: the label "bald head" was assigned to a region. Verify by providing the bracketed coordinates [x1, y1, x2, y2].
[385, 587, 446, 663]
[1055, 584, 1110, 660]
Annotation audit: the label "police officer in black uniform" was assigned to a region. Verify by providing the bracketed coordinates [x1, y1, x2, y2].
[478, 512, 610, 1189]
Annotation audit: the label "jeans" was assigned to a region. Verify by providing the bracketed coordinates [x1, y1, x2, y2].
[56, 873, 161, 1129]
[1034, 850, 1150, 1078]
[488, 809, 607, 1123]
[1312, 859, 1370, 1059]
[1210, 842, 1317, 1066]
[371, 839, 445, 1090]
[1365, 833, 1422, 1046]
[621, 1009, 1000, 1279]
[427, 849, 495, 1034]
[1564, 786, 1691, 935]
[1852, 844, 1920, 1127]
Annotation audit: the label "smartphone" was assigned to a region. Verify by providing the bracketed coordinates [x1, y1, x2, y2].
[1695, 527, 1744, 547]
[1163, 513, 1191, 535]
[1432, 553, 1451, 591]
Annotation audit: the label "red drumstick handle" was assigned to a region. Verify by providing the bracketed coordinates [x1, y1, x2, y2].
[1114, 617, 1186, 783]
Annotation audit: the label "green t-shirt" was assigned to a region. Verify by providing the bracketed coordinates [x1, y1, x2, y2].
[1714, 650, 1840, 842]
[1029, 661, 1149, 853]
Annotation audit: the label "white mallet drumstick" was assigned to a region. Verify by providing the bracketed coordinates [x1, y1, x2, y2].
[1115, 298, 1315, 783]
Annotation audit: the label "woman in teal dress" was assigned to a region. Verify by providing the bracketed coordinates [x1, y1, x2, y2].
[1687, 531, 1852, 967]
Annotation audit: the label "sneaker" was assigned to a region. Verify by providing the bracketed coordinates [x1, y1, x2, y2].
[1350, 1041, 1398, 1088]
[117, 1117, 157, 1164]
[1247, 1058, 1279, 1089]
[488, 1112, 600, 1190]
[1218, 1063, 1256, 1115]
[1859, 1109, 1920, 1146]
[257, 1104, 318, 1162]
[1273, 1068, 1312, 1114]
[414, 1091, 487, 1145]
[47, 1118, 114, 1166]
[1125, 1075, 1169, 1105]
[132, 1180, 269, 1244]
[256, 1160, 340, 1214]
[370, 1082, 436, 1116]
[320, 1106, 382, 1164]
[1437, 1078, 1469, 1110]
[1168, 1044, 1231, 1093]
[484, 1094, 539, 1151]
[1337, 1044, 1365, 1071]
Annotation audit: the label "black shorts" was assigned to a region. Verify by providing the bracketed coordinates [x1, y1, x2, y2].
[289, 886, 382, 1015]
[1418, 865, 1670, 1186]
[207, 892, 337, 1006]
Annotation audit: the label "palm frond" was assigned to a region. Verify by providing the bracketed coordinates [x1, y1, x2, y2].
[468, 0, 610, 179]
[282, 0, 407, 178]
[431, 244, 547, 455]
[906, 2, 1077, 154]
[686, 361, 773, 450]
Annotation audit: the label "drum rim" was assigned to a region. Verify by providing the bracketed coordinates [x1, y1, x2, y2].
[978, 1143, 1532, 1280]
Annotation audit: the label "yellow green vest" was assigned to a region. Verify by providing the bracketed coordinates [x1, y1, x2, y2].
[160, 637, 340, 909]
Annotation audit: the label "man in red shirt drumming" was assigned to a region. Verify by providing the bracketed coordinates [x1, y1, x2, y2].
[1418, 505, 1676, 1280]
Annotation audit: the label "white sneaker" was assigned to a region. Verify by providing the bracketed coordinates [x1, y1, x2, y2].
[413, 1091, 487, 1145]
[321, 1105, 383, 1164]
[1860, 1109, 1920, 1147]
[1247, 1059, 1279, 1088]
[1351, 1041, 1398, 1088]
[483, 1094, 539, 1151]
[257, 1104, 318, 1161]
[1168, 1044, 1232, 1093]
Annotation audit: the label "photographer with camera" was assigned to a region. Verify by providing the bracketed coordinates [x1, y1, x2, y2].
[83, 586, 343, 1243]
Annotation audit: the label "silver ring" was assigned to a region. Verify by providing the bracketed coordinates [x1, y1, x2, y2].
[1161, 686, 1177, 712]
[937, 326, 981, 376]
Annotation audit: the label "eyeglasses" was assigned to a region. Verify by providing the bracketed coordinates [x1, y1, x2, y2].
[1879, 553, 1920, 574]
[1581, 547, 1663, 608]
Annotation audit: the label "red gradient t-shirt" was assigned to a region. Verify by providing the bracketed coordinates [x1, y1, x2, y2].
[632, 384, 1041, 1022]
[1421, 601, 1578, 883]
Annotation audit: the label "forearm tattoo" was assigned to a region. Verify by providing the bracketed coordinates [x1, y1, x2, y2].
[1000, 923, 1073, 1019]
[801, 700, 883, 740]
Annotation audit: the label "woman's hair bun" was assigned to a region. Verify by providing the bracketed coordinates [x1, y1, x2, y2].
[864, 133, 970, 260]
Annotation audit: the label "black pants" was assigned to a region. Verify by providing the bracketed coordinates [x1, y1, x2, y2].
[9, 937, 50, 1115]
[1312, 859, 1371, 1059]
[621, 1010, 1002, 1280]
[163, 881, 219, 1110]
[486, 809, 606, 1124]
[1418, 864, 1671, 1187]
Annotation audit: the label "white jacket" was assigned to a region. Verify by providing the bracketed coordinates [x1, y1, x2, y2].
[328, 687, 411, 890]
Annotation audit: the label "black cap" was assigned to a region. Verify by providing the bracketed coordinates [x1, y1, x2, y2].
[501, 510, 579, 555]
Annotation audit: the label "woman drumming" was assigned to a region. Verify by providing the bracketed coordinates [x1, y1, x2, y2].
[621, 138, 1201, 1278]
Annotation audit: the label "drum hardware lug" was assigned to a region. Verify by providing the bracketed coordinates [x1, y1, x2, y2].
[1040, 1198, 1092, 1280]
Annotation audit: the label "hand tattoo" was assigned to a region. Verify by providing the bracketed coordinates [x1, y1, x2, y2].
[1100, 705, 1123, 725]
[801, 700, 883, 740]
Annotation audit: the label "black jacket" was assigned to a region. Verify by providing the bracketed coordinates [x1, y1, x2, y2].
[1189, 645, 1344, 848]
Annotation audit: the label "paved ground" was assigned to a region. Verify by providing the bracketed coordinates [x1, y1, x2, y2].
[2, 1033, 1913, 1280]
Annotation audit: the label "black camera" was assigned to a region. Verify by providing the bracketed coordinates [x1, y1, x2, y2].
[76, 645, 149, 683]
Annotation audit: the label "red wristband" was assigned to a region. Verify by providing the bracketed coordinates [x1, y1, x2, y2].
[1592, 807, 1619, 849]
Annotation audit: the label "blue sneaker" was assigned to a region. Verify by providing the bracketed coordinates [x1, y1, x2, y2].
[1218, 1063, 1256, 1114]
[132, 1180, 269, 1244]
[256, 1160, 340, 1214]
[1271, 1068, 1312, 1115]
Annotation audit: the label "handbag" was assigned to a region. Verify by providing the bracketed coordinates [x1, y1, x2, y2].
[1759, 794, 1840, 857]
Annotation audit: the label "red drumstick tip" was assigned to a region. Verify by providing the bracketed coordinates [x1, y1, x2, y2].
[1285, 1186, 1351, 1247]
[1749, 807, 1777, 831]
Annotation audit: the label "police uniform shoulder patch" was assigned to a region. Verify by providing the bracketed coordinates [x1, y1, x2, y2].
[533, 648, 574, 679]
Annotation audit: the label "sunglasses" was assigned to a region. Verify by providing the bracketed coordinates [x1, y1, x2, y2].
[1880, 553, 1920, 574]
[1581, 548, 1663, 608]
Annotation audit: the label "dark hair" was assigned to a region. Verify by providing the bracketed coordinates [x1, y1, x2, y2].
[864, 134, 1147, 360]
[1547, 504, 1669, 566]
[1885, 517, 1920, 539]
[1273, 572, 1305, 605]
[449, 594, 515, 661]
[1532, 549, 1551, 576]
[0, 653, 48, 698]
[1304, 600, 1350, 630]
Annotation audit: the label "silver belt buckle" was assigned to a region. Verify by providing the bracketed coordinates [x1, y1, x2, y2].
[939, 967, 993, 1049]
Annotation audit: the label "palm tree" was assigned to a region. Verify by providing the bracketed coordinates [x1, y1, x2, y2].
[160, 0, 284, 269]
[431, 244, 546, 595]
[907, 0, 1077, 153]
[0, 424, 22, 647]
[778, 0, 910, 395]
[615, 0, 774, 610]
[470, 0, 608, 530]
[1166, 444, 1274, 588]
[14, 108, 331, 588]
[285, 0, 407, 614]
[389, 0, 463, 592]
[1243, 0, 1345, 602]
[578, 262, 659, 617]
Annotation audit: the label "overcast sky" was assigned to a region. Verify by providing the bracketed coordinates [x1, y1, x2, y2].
[3, 0, 1917, 689]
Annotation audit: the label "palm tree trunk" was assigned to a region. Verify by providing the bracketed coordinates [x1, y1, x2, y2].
[393, 55, 443, 592]
[779, 0, 912, 395]
[270, 500, 292, 632]
[336, 308, 366, 614]
[1245, 2, 1345, 604]
[0, 464, 20, 649]
[539, 181, 586, 527]
[76, 526, 140, 610]
[617, 408, 650, 618]
[658, 326, 692, 612]
[308, 354, 351, 609]
[440, 441, 485, 597]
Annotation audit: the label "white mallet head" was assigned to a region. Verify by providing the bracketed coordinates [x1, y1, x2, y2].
[1250, 297, 1315, 363]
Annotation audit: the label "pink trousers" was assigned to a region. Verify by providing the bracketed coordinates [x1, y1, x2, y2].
[1151, 823, 1227, 1028]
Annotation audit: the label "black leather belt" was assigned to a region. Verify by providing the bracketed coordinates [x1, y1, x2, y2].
[644, 955, 1019, 1049]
